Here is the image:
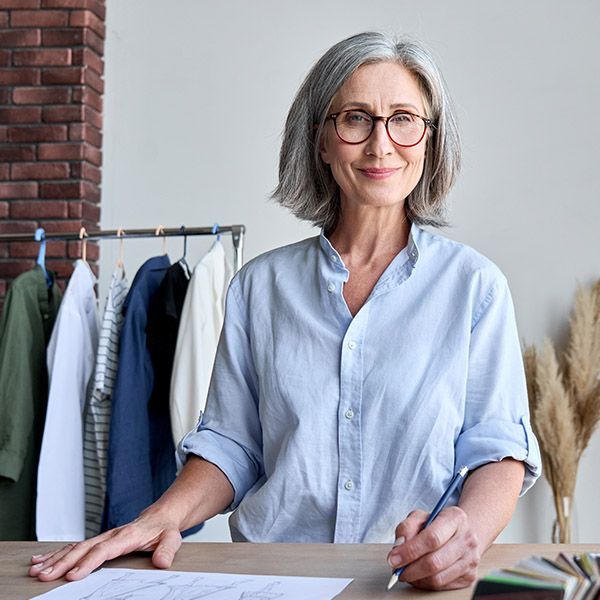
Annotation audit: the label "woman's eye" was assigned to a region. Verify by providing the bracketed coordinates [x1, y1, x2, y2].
[390, 113, 414, 124]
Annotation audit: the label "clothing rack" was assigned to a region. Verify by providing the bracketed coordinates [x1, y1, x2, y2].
[0, 224, 246, 273]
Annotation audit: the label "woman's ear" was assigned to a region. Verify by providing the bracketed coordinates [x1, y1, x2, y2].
[319, 131, 330, 165]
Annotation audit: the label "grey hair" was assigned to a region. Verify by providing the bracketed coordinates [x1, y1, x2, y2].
[270, 31, 461, 230]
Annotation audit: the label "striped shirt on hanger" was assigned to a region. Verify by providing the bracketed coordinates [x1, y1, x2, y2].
[83, 265, 129, 538]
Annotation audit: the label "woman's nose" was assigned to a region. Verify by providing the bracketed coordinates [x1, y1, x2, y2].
[364, 119, 394, 156]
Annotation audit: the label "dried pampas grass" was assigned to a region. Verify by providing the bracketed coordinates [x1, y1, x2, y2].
[524, 280, 600, 543]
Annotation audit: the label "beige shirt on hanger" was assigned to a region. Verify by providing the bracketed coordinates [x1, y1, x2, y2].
[169, 239, 233, 446]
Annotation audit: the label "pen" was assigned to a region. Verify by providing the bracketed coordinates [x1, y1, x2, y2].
[387, 465, 469, 591]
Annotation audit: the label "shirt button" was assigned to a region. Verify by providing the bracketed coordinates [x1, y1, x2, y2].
[330, 254, 337, 262]
[344, 480, 353, 491]
[327, 282, 335, 293]
[348, 340, 357, 350]
[43, 314, 49, 320]
[345, 409, 354, 419]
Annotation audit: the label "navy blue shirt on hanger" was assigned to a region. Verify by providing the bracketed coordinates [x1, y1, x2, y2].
[103, 255, 172, 530]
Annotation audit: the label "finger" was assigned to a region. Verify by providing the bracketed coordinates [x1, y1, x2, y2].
[399, 534, 465, 582]
[151, 529, 182, 569]
[393, 509, 428, 542]
[411, 555, 479, 591]
[389, 507, 464, 569]
[29, 543, 80, 578]
[64, 527, 155, 581]
[31, 549, 61, 564]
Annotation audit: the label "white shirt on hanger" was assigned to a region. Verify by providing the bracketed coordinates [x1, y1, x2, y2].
[170, 239, 233, 446]
[36, 259, 99, 541]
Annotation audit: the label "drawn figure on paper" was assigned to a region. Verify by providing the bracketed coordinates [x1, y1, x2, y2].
[80, 571, 249, 599]
[237, 581, 284, 599]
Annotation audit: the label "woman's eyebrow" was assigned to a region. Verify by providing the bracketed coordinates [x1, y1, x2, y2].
[338, 101, 420, 112]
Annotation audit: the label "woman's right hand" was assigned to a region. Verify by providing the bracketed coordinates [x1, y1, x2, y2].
[28, 510, 183, 582]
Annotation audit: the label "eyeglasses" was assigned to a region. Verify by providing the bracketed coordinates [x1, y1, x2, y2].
[326, 109, 435, 147]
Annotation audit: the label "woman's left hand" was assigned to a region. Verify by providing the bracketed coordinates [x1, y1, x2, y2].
[386, 506, 482, 590]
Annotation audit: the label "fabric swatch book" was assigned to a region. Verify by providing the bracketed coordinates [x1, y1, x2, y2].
[472, 553, 600, 599]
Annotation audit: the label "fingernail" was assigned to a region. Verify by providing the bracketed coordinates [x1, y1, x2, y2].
[41, 566, 53, 575]
[30, 563, 43, 571]
[31, 554, 42, 559]
[67, 567, 79, 575]
[393, 535, 405, 547]
[388, 555, 401, 568]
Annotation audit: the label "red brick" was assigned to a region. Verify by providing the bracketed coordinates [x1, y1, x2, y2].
[40, 180, 80, 198]
[12, 161, 69, 179]
[0, 163, 8, 179]
[0, 181, 38, 198]
[70, 160, 99, 183]
[83, 65, 102, 93]
[42, 104, 83, 122]
[0, 49, 10, 66]
[42, 0, 105, 20]
[7, 124, 67, 142]
[82, 27, 102, 54]
[11, 199, 67, 217]
[68, 201, 81, 217]
[0, 243, 8, 258]
[39, 218, 81, 232]
[0, 11, 8, 27]
[72, 85, 101, 111]
[13, 48, 71, 66]
[0, 145, 36, 161]
[0, 126, 6, 142]
[0, 88, 10, 103]
[0, 28, 41, 47]
[41, 27, 83, 46]
[0, 106, 42, 123]
[81, 198, 98, 220]
[38, 141, 82, 160]
[41, 66, 83, 84]
[81, 179, 98, 202]
[0, 201, 7, 217]
[0, 67, 40, 85]
[0, 260, 35, 278]
[11, 10, 68, 27]
[69, 122, 100, 146]
[82, 104, 101, 129]
[72, 47, 102, 74]
[0, 0, 40, 7]
[83, 143, 100, 166]
[13, 86, 70, 104]
[9, 239, 65, 257]
[0, 220, 37, 234]
[69, 10, 104, 38]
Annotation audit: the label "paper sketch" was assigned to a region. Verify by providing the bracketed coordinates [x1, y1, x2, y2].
[30, 568, 353, 600]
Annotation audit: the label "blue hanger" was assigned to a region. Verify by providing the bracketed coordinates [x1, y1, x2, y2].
[212, 222, 221, 242]
[35, 228, 53, 288]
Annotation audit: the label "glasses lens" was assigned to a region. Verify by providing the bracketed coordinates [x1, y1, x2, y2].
[336, 110, 373, 143]
[388, 112, 425, 146]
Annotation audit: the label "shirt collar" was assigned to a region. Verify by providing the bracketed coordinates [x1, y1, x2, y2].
[318, 220, 421, 274]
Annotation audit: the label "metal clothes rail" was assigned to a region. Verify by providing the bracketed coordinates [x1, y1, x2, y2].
[0, 224, 246, 272]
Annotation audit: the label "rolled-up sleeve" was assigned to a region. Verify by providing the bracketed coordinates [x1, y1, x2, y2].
[454, 274, 541, 495]
[176, 274, 263, 512]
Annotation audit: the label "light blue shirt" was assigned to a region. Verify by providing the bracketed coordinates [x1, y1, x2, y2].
[177, 221, 541, 543]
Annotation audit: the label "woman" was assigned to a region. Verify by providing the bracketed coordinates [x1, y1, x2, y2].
[30, 32, 540, 590]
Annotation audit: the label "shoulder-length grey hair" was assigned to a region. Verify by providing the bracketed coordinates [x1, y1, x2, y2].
[270, 31, 461, 231]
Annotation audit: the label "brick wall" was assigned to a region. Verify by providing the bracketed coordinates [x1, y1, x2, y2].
[0, 0, 105, 309]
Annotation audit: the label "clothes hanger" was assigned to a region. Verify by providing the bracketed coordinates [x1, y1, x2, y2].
[154, 225, 167, 255]
[35, 227, 53, 288]
[116, 227, 125, 270]
[212, 222, 222, 242]
[178, 225, 191, 278]
[79, 227, 88, 263]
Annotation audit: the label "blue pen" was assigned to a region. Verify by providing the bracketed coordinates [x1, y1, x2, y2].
[387, 465, 469, 591]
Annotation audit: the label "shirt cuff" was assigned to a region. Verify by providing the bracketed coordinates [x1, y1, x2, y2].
[454, 415, 542, 496]
[175, 414, 261, 512]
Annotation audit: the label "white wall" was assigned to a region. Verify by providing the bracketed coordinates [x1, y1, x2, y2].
[100, 0, 600, 543]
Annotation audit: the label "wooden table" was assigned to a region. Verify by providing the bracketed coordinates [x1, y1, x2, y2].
[3, 542, 600, 599]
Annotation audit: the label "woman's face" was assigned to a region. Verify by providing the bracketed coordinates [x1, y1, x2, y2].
[319, 61, 430, 212]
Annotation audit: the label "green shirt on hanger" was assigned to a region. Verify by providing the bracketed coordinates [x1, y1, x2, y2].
[0, 266, 61, 540]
